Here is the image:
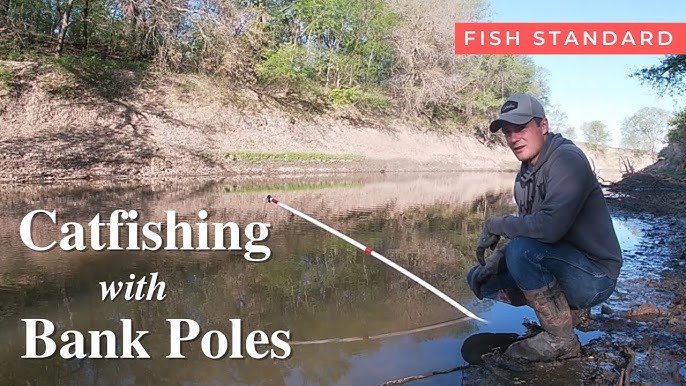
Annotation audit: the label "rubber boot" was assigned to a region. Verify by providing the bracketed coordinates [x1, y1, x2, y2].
[503, 280, 581, 362]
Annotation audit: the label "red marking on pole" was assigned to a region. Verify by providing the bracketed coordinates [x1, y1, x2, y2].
[364, 247, 372, 255]
[271, 198, 279, 204]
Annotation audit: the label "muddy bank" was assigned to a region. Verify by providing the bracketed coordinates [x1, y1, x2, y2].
[0, 61, 655, 184]
[447, 173, 686, 386]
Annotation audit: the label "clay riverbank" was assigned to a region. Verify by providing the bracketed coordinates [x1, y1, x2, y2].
[0, 60, 654, 184]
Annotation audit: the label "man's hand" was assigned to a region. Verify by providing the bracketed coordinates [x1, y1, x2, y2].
[468, 248, 505, 299]
[476, 216, 505, 265]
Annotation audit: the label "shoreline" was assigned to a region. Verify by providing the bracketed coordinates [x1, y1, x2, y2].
[0, 161, 520, 185]
[459, 172, 686, 385]
[0, 62, 655, 185]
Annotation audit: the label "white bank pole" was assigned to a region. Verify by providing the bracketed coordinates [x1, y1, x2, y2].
[267, 195, 487, 324]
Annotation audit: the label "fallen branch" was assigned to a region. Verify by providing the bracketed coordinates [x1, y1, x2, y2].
[379, 364, 472, 386]
[617, 368, 625, 386]
[291, 316, 470, 346]
[617, 348, 636, 386]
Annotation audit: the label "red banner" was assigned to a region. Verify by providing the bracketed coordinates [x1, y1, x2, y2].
[454, 22, 686, 54]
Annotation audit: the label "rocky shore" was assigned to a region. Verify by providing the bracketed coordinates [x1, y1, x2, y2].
[456, 173, 686, 385]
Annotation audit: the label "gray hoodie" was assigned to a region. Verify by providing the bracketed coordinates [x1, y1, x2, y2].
[497, 133, 623, 279]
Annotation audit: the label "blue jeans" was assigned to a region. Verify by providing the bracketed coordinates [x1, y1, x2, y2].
[471, 237, 617, 310]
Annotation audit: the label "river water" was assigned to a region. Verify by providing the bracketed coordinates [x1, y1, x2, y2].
[0, 172, 647, 385]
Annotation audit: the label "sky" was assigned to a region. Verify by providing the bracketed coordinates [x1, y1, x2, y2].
[486, 0, 686, 148]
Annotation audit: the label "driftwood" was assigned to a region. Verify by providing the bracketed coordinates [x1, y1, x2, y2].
[379, 364, 472, 386]
[620, 157, 635, 175]
[616, 348, 636, 386]
[290, 316, 470, 346]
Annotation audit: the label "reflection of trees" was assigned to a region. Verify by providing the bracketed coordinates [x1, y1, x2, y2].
[0, 175, 514, 385]
[252, 190, 515, 337]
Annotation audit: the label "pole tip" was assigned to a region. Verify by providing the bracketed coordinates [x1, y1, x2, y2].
[266, 195, 272, 203]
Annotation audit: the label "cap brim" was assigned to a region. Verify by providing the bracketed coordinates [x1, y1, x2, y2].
[488, 113, 535, 133]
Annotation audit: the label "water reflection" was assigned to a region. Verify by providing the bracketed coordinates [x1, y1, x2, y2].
[0, 172, 528, 385]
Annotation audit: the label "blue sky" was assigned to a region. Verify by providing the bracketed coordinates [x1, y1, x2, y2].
[486, 1, 685, 147]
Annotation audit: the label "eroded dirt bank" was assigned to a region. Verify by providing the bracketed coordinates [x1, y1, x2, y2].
[455, 173, 686, 386]
[0, 61, 654, 184]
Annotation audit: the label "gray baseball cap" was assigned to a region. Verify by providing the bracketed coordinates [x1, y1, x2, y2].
[489, 93, 546, 133]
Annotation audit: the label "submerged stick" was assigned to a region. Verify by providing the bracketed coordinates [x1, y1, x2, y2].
[379, 365, 472, 386]
[266, 195, 487, 323]
[290, 316, 471, 345]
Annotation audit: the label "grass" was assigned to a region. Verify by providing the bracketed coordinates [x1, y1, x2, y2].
[2, 49, 147, 72]
[0, 66, 12, 83]
[224, 180, 362, 194]
[2, 49, 43, 62]
[50, 55, 148, 73]
[223, 151, 364, 162]
[0, 66, 13, 97]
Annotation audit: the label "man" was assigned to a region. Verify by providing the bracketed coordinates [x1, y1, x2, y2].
[467, 93, 623, 363]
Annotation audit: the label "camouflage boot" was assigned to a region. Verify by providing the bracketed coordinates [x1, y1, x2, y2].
[503, 280, 581, 362]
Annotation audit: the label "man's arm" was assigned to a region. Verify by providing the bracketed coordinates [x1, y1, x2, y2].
[492, 149, 592, 243]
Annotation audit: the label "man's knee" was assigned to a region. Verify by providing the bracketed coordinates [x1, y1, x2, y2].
[505, 237, 557, 290]
[505, 237, 542, 267]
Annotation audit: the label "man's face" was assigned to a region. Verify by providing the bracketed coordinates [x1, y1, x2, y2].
[502, 118, 549, 165]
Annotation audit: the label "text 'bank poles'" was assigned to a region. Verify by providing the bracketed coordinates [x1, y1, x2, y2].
[266, 195, 488, 324]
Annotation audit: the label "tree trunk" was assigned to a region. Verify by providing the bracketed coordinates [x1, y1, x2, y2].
[82, 0, 89, 51]
[55, 0, 75, 58]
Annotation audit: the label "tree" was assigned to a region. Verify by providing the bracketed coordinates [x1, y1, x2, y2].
[1, 0, 547, 125]
[55, 0, 75, 57]
[259, 0, 397, 90]
[634, 56, 686, 171]
[632, 55, 686, 95]
[385, 0, 489, 115]
[666, 107, 686, 145]
[562, 126, 577, 140]
[545, 102, 569, 134]
[621, 107, 670, 154]
[581, 120, 610, 151]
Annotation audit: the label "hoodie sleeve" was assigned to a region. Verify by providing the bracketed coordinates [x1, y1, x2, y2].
[494, 149, 593, 243]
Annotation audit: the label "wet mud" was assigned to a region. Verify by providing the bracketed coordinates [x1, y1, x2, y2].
[457, 173, 686, 386]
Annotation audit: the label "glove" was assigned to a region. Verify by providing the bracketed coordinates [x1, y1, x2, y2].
[467, 248, 505, 299]
[475, 216, 505, 265]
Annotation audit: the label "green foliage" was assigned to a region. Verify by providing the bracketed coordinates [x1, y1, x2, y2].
[666, 128, 684, 145]
[3, 49, 42, 61]
[621, 107, 670, 154]
[666, 106, 686, 144]
[51, 55, 147, 73]
[328, 86, 361, 105]
[633, 55, 686, 95]
[223, 151, 363, 162]
[0, 67, 12, 83]
[257, 0, 397, 92]
[0, 66, 12, 96]
[562, 126, 577, 140]
[545, 102, 569, 133]
[258, 44, 311, 86]
[453, 55, 547, 133]
[581, 120, 610, 150]
[3, 0, 544, 129]
[223, 180, 361, 194]
[356, 88, 390, 111]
